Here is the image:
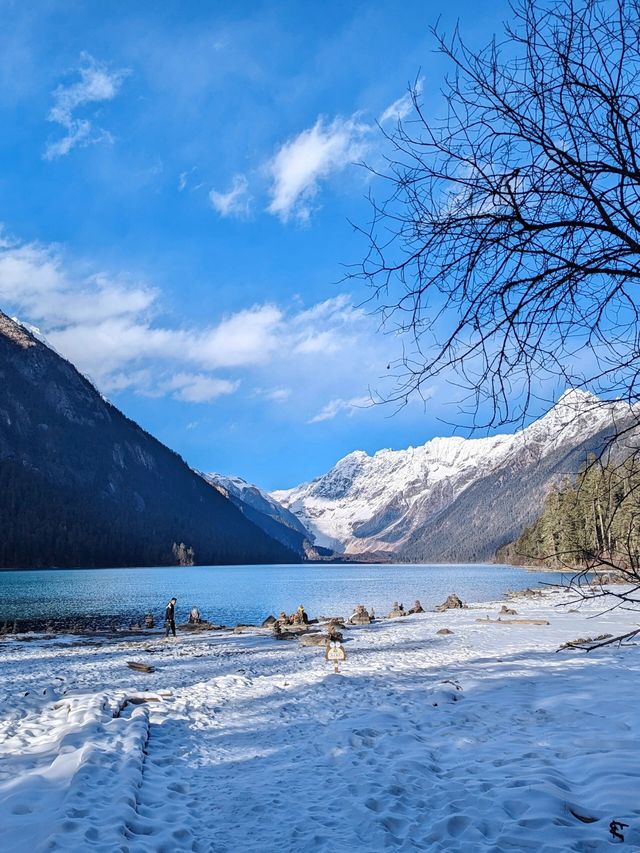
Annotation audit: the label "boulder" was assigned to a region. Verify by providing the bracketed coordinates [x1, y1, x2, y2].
[388, 601, 406, 619]
[589, 572, 625, 586]
[349, 604, 371, 625]
[559, 632, 613, 650]
[273, 630, 298, 640]
[436, 594, 465, 612]
[271, 621, 309, 639]
[299, 633, 331, 647]
[507, 587, 544, 599]
[476, 617, 550, 625]
[144, 613, 155, 629]
[180, 621, 215, 632]
[261, 615, 277, 627]
[437, 628, 454, 635]
[409, 600, 424, 614]
[499, 605, 517, 615]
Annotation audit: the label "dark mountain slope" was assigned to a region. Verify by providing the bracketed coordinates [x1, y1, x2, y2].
[399, 421, 626, 563]
[0, 313, 297, 568]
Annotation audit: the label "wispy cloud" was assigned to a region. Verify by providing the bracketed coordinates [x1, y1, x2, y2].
[215, 87, 421, 225]
[255, 387, 292, 403]
[308, 395, 371, 423]
[178, 167, 203, 193]
[43, 52, 129, 160]
[266, 115, 370, 222]
[379, 79, 422, 125]
[163, 373, 239, 403]
[209, 174, 251, 217]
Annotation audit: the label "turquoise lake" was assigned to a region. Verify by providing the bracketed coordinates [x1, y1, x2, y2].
[0, 563, 567, 628]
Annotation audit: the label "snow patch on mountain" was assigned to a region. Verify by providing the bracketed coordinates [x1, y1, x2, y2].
[204, 472, 310, 538]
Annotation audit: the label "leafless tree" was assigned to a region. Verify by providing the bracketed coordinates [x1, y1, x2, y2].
[357, 0, 640, 622]
[357, 0, 640, 429]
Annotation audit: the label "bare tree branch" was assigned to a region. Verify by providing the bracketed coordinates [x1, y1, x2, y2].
[353, 0, 640, 430]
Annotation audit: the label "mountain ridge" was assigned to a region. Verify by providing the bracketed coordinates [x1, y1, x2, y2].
[271, 389, 635, 561]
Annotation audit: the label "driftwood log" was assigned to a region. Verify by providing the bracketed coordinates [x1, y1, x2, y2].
[127, 661, 155, 673]
[475, 617, 550, 626]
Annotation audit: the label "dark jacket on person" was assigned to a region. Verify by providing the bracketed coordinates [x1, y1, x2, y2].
[165, 602, 175, 623]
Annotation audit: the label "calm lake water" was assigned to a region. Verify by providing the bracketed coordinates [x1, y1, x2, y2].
[0, 563, 566, 628]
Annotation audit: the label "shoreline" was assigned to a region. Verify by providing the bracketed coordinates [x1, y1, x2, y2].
[0, 572, 620, 640]
[0, 577, 564, 640]
[0, 561, 567, 637]
[0, 558, 564, 572]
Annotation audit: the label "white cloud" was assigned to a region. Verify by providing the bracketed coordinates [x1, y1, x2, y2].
[294, 329, 342, 355]
[164, 373, 239, 403]
[207, 84, 426, 226]
[0, 241, 155, 328]
[194, 304, 283, 367]
[44, 52, 129, 160]
[379, 79, 423, 125]
[211, 86, 422, 225]
[0, 237, 399, 412]
[255, 387, 291, 403]
[308, 395, 372, 424]
[209, 174, 251, 217]
[178, 167, 201, 193]
[267, 116, 370, 222]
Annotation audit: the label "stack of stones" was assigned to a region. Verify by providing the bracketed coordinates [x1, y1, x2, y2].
[349, 604, 371, 625]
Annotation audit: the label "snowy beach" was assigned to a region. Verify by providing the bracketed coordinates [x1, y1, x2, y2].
[1, 587, 639, 852]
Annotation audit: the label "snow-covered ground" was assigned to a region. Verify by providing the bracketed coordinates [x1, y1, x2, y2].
[1, 587, 639, 852]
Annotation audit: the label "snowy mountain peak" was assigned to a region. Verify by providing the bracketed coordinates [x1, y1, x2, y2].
[556, 387, 599, 407]
[204, 471, 312, 542]
[522, 389, 630, 451]
[537, 388, 601, 423]
[271, 390, 635, 555]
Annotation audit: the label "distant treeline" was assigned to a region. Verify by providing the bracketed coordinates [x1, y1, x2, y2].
[497, 456, 640, 570]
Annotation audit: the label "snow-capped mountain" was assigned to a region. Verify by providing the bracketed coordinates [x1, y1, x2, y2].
[206, 473, 309, 535]
[272, 390, 635, 561]
[203, 473, 332, 559]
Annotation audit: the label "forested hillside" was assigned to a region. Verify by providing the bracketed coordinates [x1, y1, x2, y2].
[497, 455, 640, 569]
[0, 313, 297, 568]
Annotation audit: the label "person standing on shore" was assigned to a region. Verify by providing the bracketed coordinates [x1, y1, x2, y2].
[165, 597, 177, 638]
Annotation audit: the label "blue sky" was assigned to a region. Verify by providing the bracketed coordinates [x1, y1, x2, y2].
[0, 0, 525, 489]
